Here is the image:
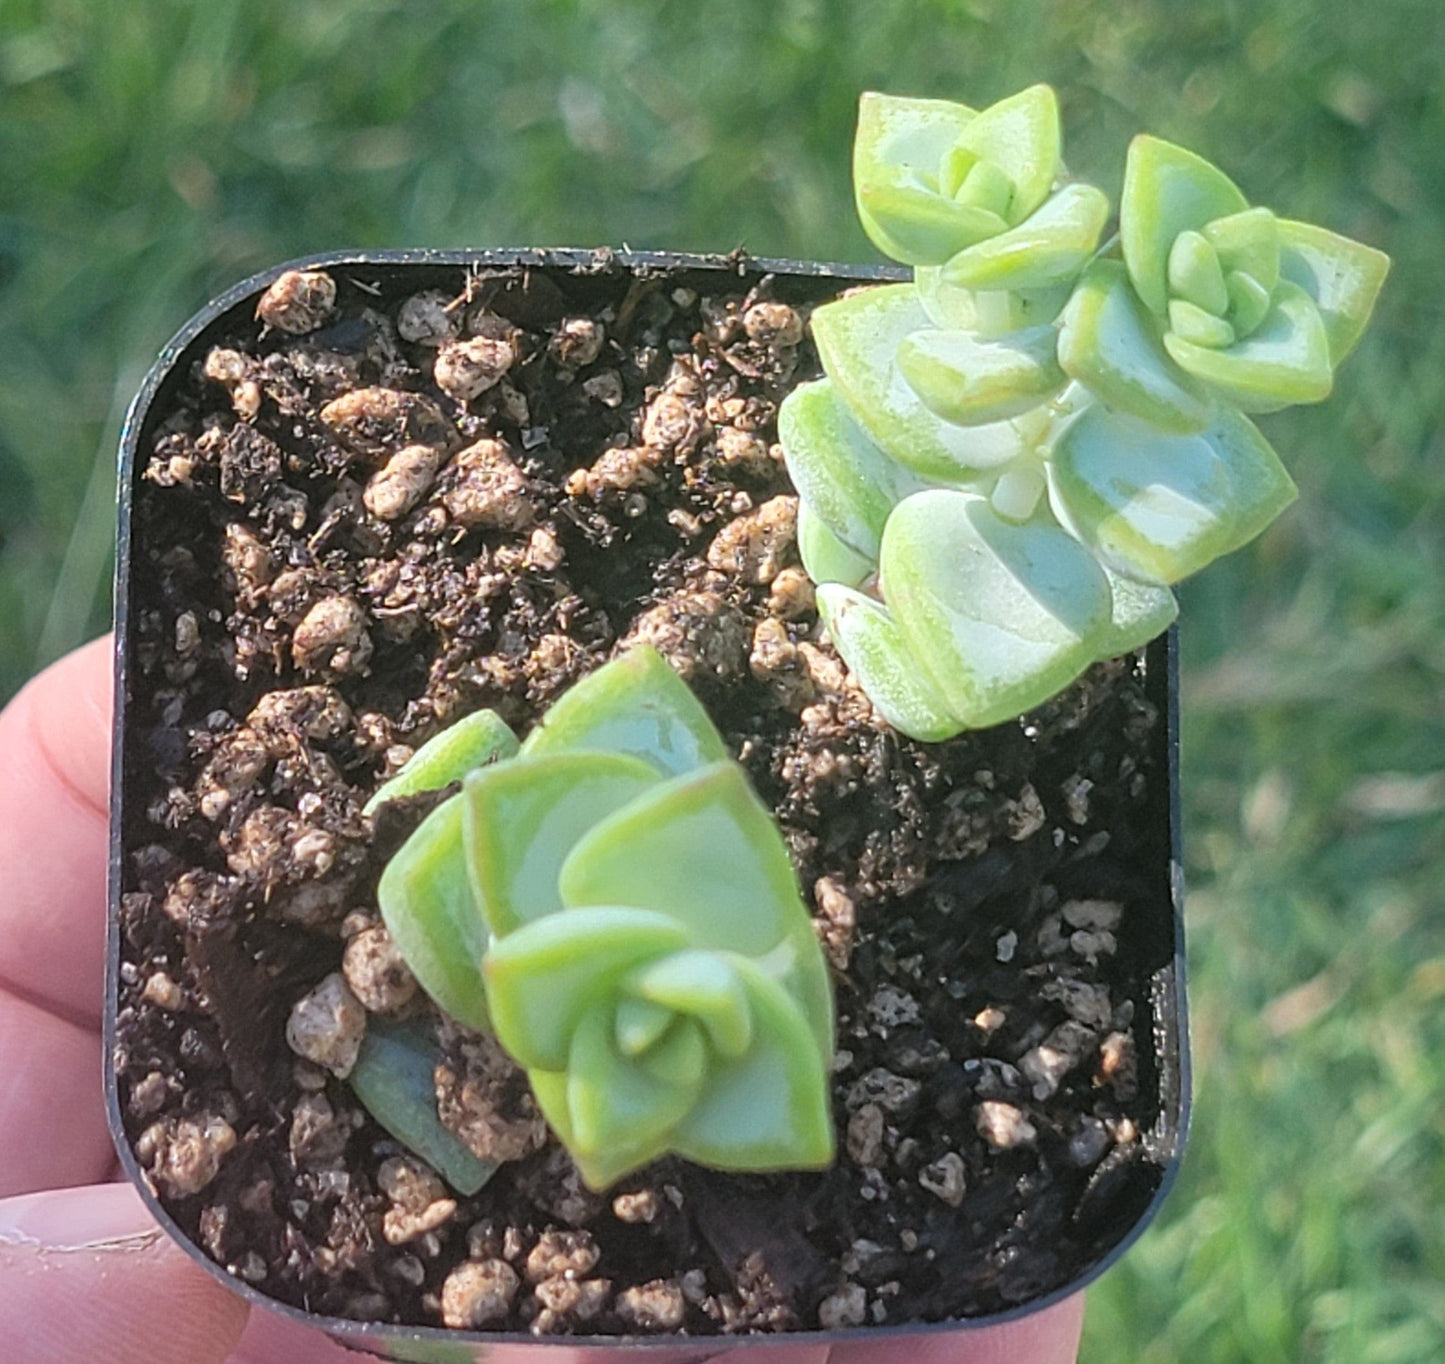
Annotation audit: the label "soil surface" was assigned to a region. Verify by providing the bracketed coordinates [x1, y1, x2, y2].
[114, 253, 1176, 1338]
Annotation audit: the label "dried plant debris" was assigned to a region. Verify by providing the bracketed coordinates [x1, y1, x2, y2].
[118, 256, 1171, 1335]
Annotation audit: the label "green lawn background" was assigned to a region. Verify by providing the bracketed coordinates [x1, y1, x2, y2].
[3, 2, 1441, 1358]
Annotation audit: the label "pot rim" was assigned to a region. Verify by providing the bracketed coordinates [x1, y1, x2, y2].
[107, 246, 1192, 1353]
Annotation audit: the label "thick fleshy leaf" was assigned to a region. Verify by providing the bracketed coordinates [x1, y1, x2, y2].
[483, 906, 689, 1072]
[1096, 570, 1179, 660]
[1121, 135, 1249, 316]
[614, 997, 674, 1057]
[670, 957, 833, 1173]
[1278, 218, 1390, 365]
[1204, 207, 1281, 294]
[897, 325, 1066, 425]
[815, 583, 961, 742]
[852, 92, 990, 265]
[857, 183, 1008, 265]
[951, 157, 1014, 217]
[1167, 230, 1228, 316]
[527, 1068, 667, 1191]
[463, 751, 659, 935]
[377, 796, 491, 1031]
[1058, 261, 1212, 434]
[1049, 404, 1297, 585]
[880, 490, 1111, 728]
[1225, 269, 1273, 337]
[952, 84, 1061, 225]
[625, 949, 752, 1058]
[567, 1002, 706, 1155]
[778, 379, 925, 562]
[363, 710, 519, 816]
[1164, 280, 1333, 411]
[349, 1019, 496, 1196]
[520, 646, 728, 778]
[940, 183, 1110, 292]
[558, 762, 833, 1057]
[811, 284, 1028, 479]
[1169, 299, 1235, 350]
[558, 763, 799, 959]
[915, 267, 1069, 335]
[798, 500, 876, 588]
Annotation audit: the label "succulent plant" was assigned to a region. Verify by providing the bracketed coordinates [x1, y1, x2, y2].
[365, 648, 835, 1190]
[781, 86, 1388, 741]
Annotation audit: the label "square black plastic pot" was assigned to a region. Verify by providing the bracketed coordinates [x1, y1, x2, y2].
[106, 248, 1191, 1359]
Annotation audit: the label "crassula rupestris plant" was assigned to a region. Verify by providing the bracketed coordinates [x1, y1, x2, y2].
[781, 85, 1388, 741]
[355, 646, 835, 1191]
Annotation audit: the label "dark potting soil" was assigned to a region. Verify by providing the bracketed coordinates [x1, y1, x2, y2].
[114, 253, 1174, 1338]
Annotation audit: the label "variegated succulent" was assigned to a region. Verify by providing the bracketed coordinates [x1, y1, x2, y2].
[361, 648, 835, 1190]
[783, 86, 1388, 741]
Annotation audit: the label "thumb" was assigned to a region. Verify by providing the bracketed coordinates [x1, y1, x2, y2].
[0, 1182, 249, 1364]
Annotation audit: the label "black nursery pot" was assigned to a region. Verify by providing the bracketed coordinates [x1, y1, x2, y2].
[107, 248, 1191, 1359]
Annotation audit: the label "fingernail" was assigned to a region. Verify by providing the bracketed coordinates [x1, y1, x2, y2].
[0, 1184, 164, 1252]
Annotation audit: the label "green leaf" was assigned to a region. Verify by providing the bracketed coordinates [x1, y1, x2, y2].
[566, 1002, 706, 1154]
[1204, 207, 1281, 294]
[483, 905, 689, 1072]
[528, 1067, 667, 1191]
[1169, 299, 1236, 350]
[857, 182, 1008, 265]
[798, 500, 876, 588]
[1164, 280, 1333, 411]
[954, 158, 1014, 219]
[778, 379, 925, 563]
[1225, 269, 1273, 337]
[896, 325, 1066, 425]
[852, 91, 993, 264]
[558, 762, 833, 1058]
[1096, 570, 1179, 660]
[377, 796, 491, 1031]
[916, 267, 1070, 335]
[349, 1018, 496, 1196]
[1167, 230, 1229, 316]
[1058, 261, 1213, 434]
[940, 182, 1111, 292]
[670, 957, 834, 1174]
[815, 583, 962, 742]
[1277, 218, 1391, 365]
[363, 710, 519, 817]
[811, 284, 1029, 480]
[880, 490, 1111, 728]
[463, 750, 659, 936]
[557, 764, 798, 958]
[626, 949, 753, 1058]
[614, 997, 675, 1057]
[1121, 135, 1249, 316]
[952, 83, 1061, 225]
[1049, 403, 1297, 585]
[520, 645, 728, 778]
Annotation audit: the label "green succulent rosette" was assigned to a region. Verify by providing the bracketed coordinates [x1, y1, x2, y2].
[847, 87, 1111, 448]
[779, 86, 1387, 744]
[1060, 134, 1390, 429]
[370, 648, 835, 1190]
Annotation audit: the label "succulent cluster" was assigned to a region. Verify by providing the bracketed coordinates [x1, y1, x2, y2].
[782, 85, 1389, 740]
[365, 648, 835, 1190]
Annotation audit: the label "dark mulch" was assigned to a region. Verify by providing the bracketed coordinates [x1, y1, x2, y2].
[113, 253, 1174, 1337]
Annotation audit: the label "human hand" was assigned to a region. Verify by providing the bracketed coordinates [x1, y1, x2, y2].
[0, 636, 1083, 1363]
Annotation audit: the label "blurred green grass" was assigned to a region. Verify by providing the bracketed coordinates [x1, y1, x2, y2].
[3, 0, 1442, 1358]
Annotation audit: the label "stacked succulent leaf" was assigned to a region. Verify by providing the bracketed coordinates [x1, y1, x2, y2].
[782, 86, 1389, 740]
[367, 648, 835, 1190]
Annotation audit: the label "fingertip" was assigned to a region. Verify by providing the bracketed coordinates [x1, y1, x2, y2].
[0, 1182, 249, 1364]
[20, 633, 114, 815]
